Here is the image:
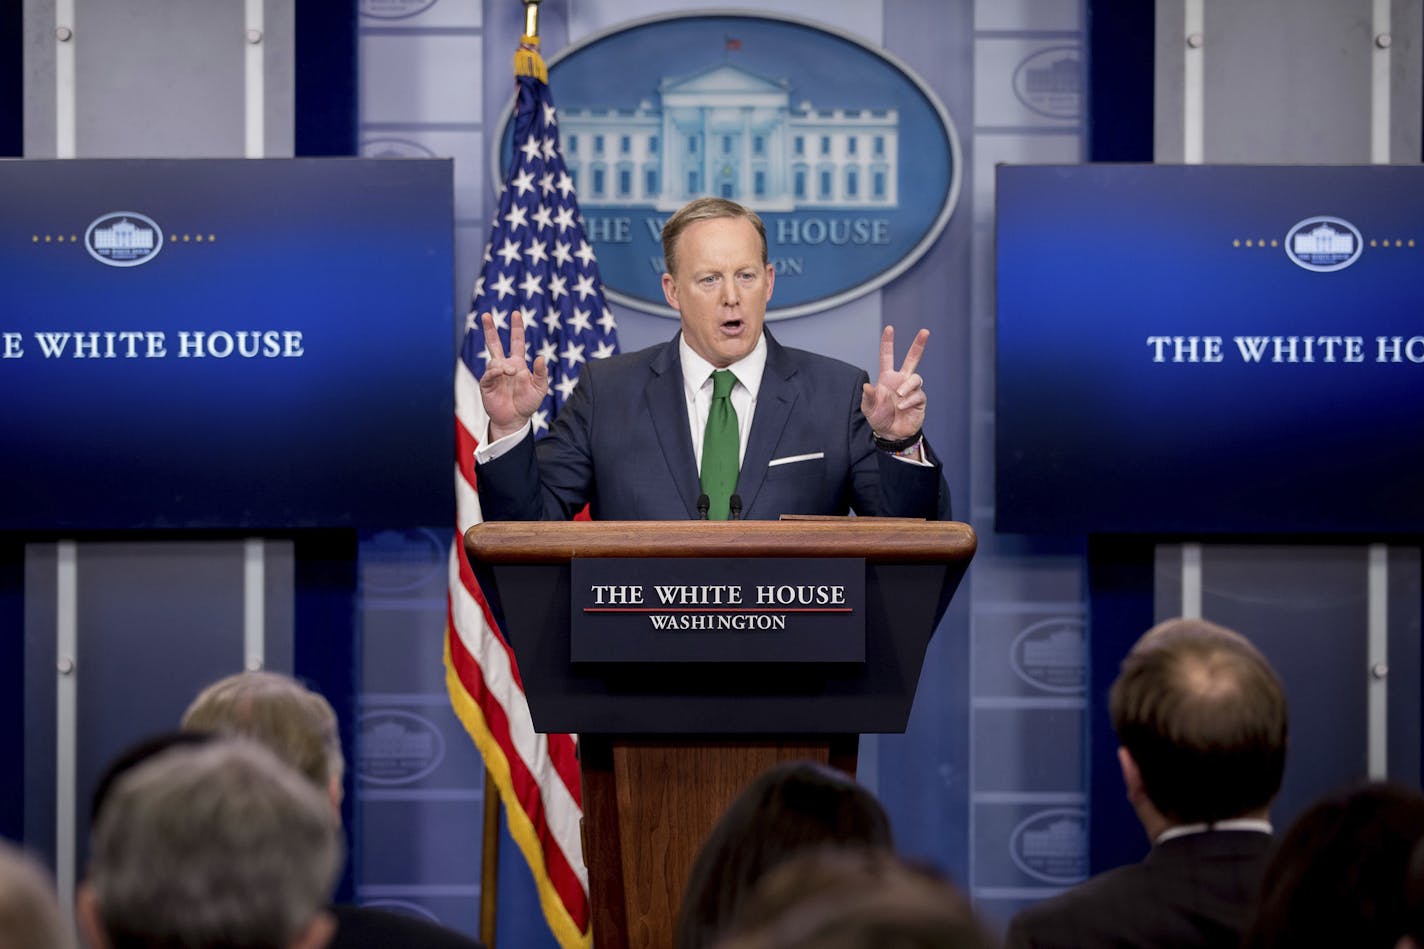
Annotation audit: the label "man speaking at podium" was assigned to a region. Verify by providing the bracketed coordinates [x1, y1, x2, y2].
[473, 197, 951, 522]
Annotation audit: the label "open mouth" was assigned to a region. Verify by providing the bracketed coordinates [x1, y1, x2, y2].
[720, 317, 745, 334]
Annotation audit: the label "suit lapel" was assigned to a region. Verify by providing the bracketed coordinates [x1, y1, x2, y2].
[645, 335, 702, 517]
[737, 332, 799, 515]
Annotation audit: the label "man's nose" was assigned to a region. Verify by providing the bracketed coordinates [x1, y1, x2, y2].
[720, 277, 740, 305]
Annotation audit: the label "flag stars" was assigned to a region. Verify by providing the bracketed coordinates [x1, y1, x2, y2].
[598, 307, 618, 334]
[511, 169, 536, 196]
[556, 172, 575, 198]
[541, 137, 557, 161]
[548, 274, 568, 300]
[569, 307, 592, 334]
[592, 340, 617, 360]
[531, 408, 549, 434]
[538, 339, 559, 365]
[520, 137, 543, 163]
[561, 341, 586, 367]
[542, 309, 562, 333]
[490, 272, 516, 300]
[552, 240, 573, 266]
[575, 241, 596, 266]
[554, 373, 580, 401]
[489, 306, 509, 330]
[496, 238, 522, 265]
[525, 238, 549, 265]
[553, 206, 576, 233]
[543, 102, 557, 126]
[572, 274, 597, 301]
[503, 204, 529, 233]
[519, 272, 544, 299]
[539, 171, 556, 195]
[532, 204, 554, 231]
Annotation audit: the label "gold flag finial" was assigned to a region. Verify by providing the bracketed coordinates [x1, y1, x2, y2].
[523, 0, 542, 39]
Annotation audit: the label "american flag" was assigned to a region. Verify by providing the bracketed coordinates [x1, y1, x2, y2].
[445, 43, 616, 949]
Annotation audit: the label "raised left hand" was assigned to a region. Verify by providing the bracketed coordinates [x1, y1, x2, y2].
[860, 325, 928, 440]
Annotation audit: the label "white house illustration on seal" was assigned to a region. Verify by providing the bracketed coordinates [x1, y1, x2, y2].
[560, 62, 899, 212]
[1293, 223, 1354, 257]
[92, 218, 156, 251]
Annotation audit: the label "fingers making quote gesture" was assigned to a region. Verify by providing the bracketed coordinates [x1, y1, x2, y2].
[478, 310, 549, 441]
[861, 325, 929, 442]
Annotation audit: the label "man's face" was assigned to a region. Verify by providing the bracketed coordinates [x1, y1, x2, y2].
[661, 216, 775, 368]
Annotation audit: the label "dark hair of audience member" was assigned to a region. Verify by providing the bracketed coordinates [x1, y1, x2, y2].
[1109, 617, 1287, 823]
[90, 730, 216, 825]
[1403, 834, 1424, 948]
[673, 760, 894, 949]
[713, 847, 995, 949]
[1244, 782, 1424, 949]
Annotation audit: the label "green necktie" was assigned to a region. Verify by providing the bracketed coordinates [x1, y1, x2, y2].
[700, 369, 739, 520]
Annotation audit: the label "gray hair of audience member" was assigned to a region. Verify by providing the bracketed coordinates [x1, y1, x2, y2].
[674, 760, 894, 949]
[81, 739, 342, 949]
[712, 847, 995, 949]
[0, 839, 73, 949]
[661, 197, 768, 277]
[1110, 616, 1287, 823]
[181, 671, 344, 797]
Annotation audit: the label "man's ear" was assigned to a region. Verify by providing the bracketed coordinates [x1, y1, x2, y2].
[1118, 746, 1144, 801]
[288, 910, 337, 949]
[77, 882, 111, 949]
[661, 272, 679, 311]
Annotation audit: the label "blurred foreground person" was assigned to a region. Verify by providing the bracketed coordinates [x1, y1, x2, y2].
[675, 760, 894, 949]
[182, 671, 486, 949]
[78, 740, 341, 949]
[0, 838, 72, 949]
[713, 847, 996, 949]
[1244, 782, 1424, 949]
[1007, 617, 1288, 949]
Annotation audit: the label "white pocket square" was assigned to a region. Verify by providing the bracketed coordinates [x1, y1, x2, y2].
[768, 452, 825, 468]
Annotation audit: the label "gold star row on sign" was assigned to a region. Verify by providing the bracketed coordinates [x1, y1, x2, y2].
[31, 233, 219, 243]
[1231, 237, 1417, 248]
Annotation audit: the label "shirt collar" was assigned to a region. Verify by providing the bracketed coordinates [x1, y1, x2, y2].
[679, 332, 767, 398]
[1154, 818, 1273, 845]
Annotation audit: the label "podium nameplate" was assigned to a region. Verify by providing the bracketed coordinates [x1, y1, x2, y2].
[570, 557, 865, 663]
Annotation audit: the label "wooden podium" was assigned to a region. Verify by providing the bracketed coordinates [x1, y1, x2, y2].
[465, 519, 976, 949]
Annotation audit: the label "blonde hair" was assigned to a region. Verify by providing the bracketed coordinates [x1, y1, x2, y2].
[661, 197, 768, 277]
[182, 671, 343, 790]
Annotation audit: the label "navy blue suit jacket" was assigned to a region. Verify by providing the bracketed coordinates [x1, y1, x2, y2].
[476, 331, 951, 521]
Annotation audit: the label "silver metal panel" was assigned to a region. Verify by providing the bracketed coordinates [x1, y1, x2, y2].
[73, 0, 245, 157]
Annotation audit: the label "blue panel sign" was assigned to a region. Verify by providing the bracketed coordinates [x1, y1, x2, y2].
[571, 557, 864, 663]
[496, 13, 960, 318]
[1, 159, 454, 530]
[996, 164, 1424, 534]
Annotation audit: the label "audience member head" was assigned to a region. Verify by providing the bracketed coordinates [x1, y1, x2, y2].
[181, 671, 344, 810]
[713, 848, 994, 949]
[1401, 834, 1424, 948]
[79, 739, 342, 949]
[0, 839, 72, 949]
[1244, 782, 1424, 949]
[674, 760, 894, 949]
[1110, 617, 1287, 831]
[90, 730, 215, 826]
[660, 197, 768, 278]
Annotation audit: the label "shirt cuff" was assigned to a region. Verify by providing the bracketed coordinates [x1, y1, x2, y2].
[473, 421, 531, 464]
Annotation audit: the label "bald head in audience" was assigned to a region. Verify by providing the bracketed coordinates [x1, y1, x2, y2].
[78, 739, 342, 949]
[1006, 617, 1287, 949]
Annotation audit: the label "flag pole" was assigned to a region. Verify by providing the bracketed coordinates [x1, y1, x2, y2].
[478, 3, 546, 939]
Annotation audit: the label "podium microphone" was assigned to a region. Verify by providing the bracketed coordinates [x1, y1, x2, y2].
[696, 494, 710, 519]
[728, 494, 743, 520]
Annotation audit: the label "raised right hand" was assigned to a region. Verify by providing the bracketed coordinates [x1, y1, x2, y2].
[478, 310, 549, 440]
